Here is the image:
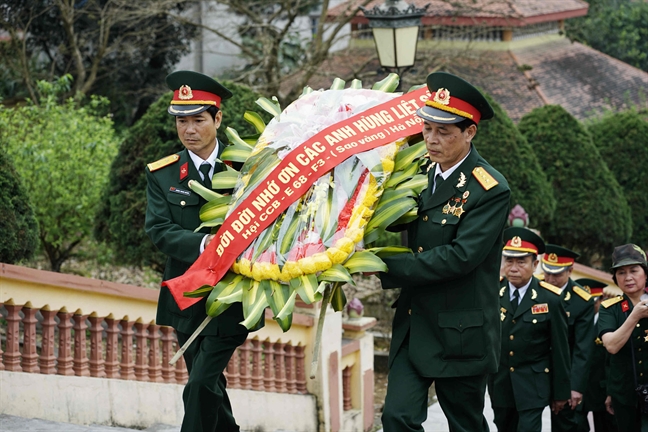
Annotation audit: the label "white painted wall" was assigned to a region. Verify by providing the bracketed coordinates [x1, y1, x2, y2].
[176, 0, 352, 78]
[0, 371, 317, 432]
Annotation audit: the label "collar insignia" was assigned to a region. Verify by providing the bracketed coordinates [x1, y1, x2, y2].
[456, 172, 467, 188]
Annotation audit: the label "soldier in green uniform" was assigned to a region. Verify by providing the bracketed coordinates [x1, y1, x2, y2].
[488, 227, 571, 432]
[541, 245, 595, 432]
[598, 244, 648, 431]
[577, 278, 618, 432]
[145, 71, 250, 432]
[378, 72, 511, 432]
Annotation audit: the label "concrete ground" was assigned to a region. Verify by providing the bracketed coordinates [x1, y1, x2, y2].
[0, 392, 590, 432]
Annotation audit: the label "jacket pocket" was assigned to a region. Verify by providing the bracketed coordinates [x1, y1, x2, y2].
[167, 191, 201, 226]
[431, 212, 460, 244]
[438, 309, 485, 360]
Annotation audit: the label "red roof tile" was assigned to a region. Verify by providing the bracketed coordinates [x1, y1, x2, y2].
[330, 0, 588, 25]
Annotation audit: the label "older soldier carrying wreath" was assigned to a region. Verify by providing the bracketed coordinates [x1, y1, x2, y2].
[542, 245, 595, 432]
[378, 72, 511, 432]
[489, 227, 571, 432]
[145, 71, 250, 432]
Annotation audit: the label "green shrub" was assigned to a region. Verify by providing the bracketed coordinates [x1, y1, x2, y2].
[518, 105, 632, 265]
[95, 81, 270, 272]
[0, 149, 39, 264]
[588, 110, 648, 250]
[0, 76, 119, 271]
[476, 93, 556, 227]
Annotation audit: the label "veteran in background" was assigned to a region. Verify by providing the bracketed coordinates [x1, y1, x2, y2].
[598, 244, 648, 431]
[489, 227, 571, 432]
[542, 245, 595, 432]
[578, 278, 618, 432]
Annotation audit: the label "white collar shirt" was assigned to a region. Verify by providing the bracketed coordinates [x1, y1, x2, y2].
[509, 278, 533, 305]
[432, 149, 471, 193]
[188, 140, 220, 182]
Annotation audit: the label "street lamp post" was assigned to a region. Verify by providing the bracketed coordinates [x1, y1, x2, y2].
[361, 0, 430, 77]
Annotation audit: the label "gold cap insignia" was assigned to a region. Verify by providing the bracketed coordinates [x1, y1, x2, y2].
[433, 88, 451, 106]
[511, 236, 522, 248]
[179, 85, 193, 100]
[548, 253, 558, 263]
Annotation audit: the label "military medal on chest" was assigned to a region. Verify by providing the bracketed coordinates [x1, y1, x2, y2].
[442, 189, 470, 218]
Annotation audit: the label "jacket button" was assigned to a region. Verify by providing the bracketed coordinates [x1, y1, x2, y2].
[509, 335, 514, 340]
[408, 309, 412, 315]
[180, 200, 186, 206]
[509, 351, 514, 356]
[532, 319, 537, 324]
[423, 215, 428, 222]
[441, 219, 447, 225]
[545, 368, 550, 373]
[512, 319, 516, 324]
[417, 246, 423, 253]
[510, 367, 514, 372]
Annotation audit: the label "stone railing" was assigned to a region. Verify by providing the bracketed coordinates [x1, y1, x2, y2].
[0, 301, 309, 394]
[0, 262, 377, 431]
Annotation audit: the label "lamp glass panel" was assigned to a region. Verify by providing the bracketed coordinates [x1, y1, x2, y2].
[372, 27, 396, 68]
[395, 26, 419, 68]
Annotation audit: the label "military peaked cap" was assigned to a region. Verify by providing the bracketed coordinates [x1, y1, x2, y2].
[541, 244, 579, 274]
[416, 72, 494, 125]
[502, 227, 545, 258]
[166, 70, 232, 116]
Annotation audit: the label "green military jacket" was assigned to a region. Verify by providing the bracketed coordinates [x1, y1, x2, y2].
[562, 279, 596, 393]
[488, 276, 571, 410]
[598, 294, 648, 407]
[145, 146, 248, 336]
[583, 335, 609, 412]
[380, 146, 510, 378]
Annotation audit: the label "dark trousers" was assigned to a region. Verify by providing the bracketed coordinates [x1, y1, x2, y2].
[381, 342, 490, 432]
[177, 330, 247, 432]
[591, 409, 618, 432]
[493, 406, 544, 432]
[609, 399, 648, 432]
[551, 403, 586, 432]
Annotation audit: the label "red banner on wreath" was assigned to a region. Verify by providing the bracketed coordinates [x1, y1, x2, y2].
[163, 87, 429, 309]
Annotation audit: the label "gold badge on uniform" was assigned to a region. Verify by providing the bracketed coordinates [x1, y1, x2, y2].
[531, 289, 537, 300]
[179, 84, 193, 100]
[531, 303, 549, 314]
[511, 236, 522, 248]
[433, 88, 451, 105]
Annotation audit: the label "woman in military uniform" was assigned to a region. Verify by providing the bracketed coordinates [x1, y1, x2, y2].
[598, 244, 648, 431]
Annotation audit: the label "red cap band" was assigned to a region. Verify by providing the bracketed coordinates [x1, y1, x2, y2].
[542, 253, 575, 267]
[171, 88, 222, 108]
[426, 90, 482, 124]
[503, 238, 538, 254]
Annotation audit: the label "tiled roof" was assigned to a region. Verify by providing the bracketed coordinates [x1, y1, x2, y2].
[302, 37, 648, 122]
[330, 0, 588, 25]
[301, 48, 545, 122]
[512, 38, 648, 119]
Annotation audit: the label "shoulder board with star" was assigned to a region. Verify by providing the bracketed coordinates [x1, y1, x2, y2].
[472, 166, 498, 191]
[540, 281, 561, 296]
[573, 286, 592, 302]
[601, 296, 624, 309]
[534, 273, 545, 281]
[147, 154, 180, 172]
